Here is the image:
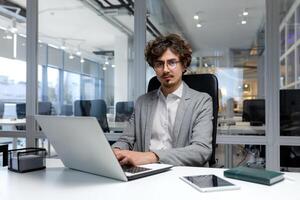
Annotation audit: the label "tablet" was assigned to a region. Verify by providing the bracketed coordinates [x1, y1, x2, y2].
[180, 174, 240, 192]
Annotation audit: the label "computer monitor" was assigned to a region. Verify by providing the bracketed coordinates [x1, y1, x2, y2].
[242, 99, 265, 126]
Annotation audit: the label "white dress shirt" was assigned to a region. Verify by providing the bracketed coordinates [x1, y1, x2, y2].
[149, 82, 183, 151]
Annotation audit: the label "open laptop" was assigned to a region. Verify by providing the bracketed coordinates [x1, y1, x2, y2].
[35, 115, 172, 181]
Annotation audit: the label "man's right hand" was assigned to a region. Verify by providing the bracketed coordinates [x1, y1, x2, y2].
[112, 148, 158, 166]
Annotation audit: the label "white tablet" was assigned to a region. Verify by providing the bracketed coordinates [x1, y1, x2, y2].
[180, 174, 240, 192]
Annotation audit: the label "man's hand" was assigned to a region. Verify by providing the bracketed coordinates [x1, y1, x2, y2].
[112, 148, 158, 166]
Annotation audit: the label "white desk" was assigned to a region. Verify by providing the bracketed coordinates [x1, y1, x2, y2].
[0, 118, 26, 148]
[0, 118, 26, 126]
[0, 159, 299, 200]
[218, 125, 265, 135]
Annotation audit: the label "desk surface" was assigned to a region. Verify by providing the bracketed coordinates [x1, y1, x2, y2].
[1, 159, 299, 200]
[218, 125, 265, 135]
[0, 118, 26, 125]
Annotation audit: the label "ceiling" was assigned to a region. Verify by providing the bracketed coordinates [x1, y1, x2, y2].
[164, 0, 265, 55]
[3, 0, 266, 59]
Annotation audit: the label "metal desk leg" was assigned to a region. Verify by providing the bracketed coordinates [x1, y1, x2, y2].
[12, 138, 17, 149]
[225, 144, 233, 168]
[0, 144, 8, 166]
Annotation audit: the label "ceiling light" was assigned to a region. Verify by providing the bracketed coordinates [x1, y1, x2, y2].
[76, 51, 81, 56]
[196, 23, 202, 28]
[241, 20, 247, 24]
[111, 64, 116, 68]
[69, 53, 74, 60]
[76, 46, 82, 56]
[242, 9, 249, 16]
[105, 60, 109, 65]
[193, 15, 199, 20]
[80, 57, 85, 63]
[61, 40, 66, 50]
[102, 66, 107, 70]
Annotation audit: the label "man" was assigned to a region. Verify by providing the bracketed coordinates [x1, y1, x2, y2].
[112, 34, 213, 167]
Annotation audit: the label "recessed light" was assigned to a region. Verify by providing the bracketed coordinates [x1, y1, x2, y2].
[196, 23, 202, 28]
[241, 20, 247, 24]
[243, 9, 249, 16]
[193, 15, 199, 20]
[76, 51, 81, 56]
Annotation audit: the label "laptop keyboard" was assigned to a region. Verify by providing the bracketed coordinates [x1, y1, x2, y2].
[122, 166, 150, 174]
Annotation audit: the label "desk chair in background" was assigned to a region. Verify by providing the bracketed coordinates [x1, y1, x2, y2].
[16, 102, 52, 130]
[16, 102, 52, 118]
[74, 99, 110, 132]
[242, 99, 265, 126]
[60, 104, 73, 116]
[0, 102, 4, 118]
[147, 74, 219, 167]
[115, 101, 134, 122]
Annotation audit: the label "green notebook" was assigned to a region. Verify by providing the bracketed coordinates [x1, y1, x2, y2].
[224, 166, 284, 185]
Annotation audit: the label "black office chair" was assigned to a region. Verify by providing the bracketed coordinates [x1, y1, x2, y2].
[115, 101, 134, 122]
[74, 99, 110, 133]
[16, 102, 52, 118]
[148, 74, 219, 167]
[16, 102, 52, 130]
[242, 99, 265, 126]
[60, 104, 73, 116]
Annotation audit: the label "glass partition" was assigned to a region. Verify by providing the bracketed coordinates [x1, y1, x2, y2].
[279, 0, 300, 171]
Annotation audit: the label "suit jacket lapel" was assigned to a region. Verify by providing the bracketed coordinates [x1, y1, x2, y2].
[172, 83, 192, 146]
[144, 92, 158, 151]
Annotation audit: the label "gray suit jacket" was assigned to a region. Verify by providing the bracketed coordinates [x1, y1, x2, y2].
[112, 82, 213, 166]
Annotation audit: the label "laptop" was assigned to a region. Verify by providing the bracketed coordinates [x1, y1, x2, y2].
[35, 115, 172, 181]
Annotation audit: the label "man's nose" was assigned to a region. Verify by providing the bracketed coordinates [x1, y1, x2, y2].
[162, 62, 170, 72]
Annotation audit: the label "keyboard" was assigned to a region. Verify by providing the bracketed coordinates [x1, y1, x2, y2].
[122, 166, 150, 174]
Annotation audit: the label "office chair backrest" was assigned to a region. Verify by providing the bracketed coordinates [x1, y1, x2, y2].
[115, 101, 134, 122]
[74, 99, 110, 132]
[242, 99, 265, 126]
[60, 104, 73, 116]
[147, 74, 219, 167]
[0, 102, 4, 118]
[16, 102, 52, 119]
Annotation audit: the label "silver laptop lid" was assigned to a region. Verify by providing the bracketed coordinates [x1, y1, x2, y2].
[35, 115, 128, 181]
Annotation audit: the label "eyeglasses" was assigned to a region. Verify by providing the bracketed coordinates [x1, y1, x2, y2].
[153, 59, 181, 70]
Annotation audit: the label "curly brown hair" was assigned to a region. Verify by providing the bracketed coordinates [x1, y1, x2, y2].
[144, 33, 192, 68]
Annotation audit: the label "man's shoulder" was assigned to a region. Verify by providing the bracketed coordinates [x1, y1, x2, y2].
[136, 90, 157, 103]
[184, 84, 212, 101]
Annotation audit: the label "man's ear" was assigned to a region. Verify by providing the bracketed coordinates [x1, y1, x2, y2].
[182, 66, 187, 74]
